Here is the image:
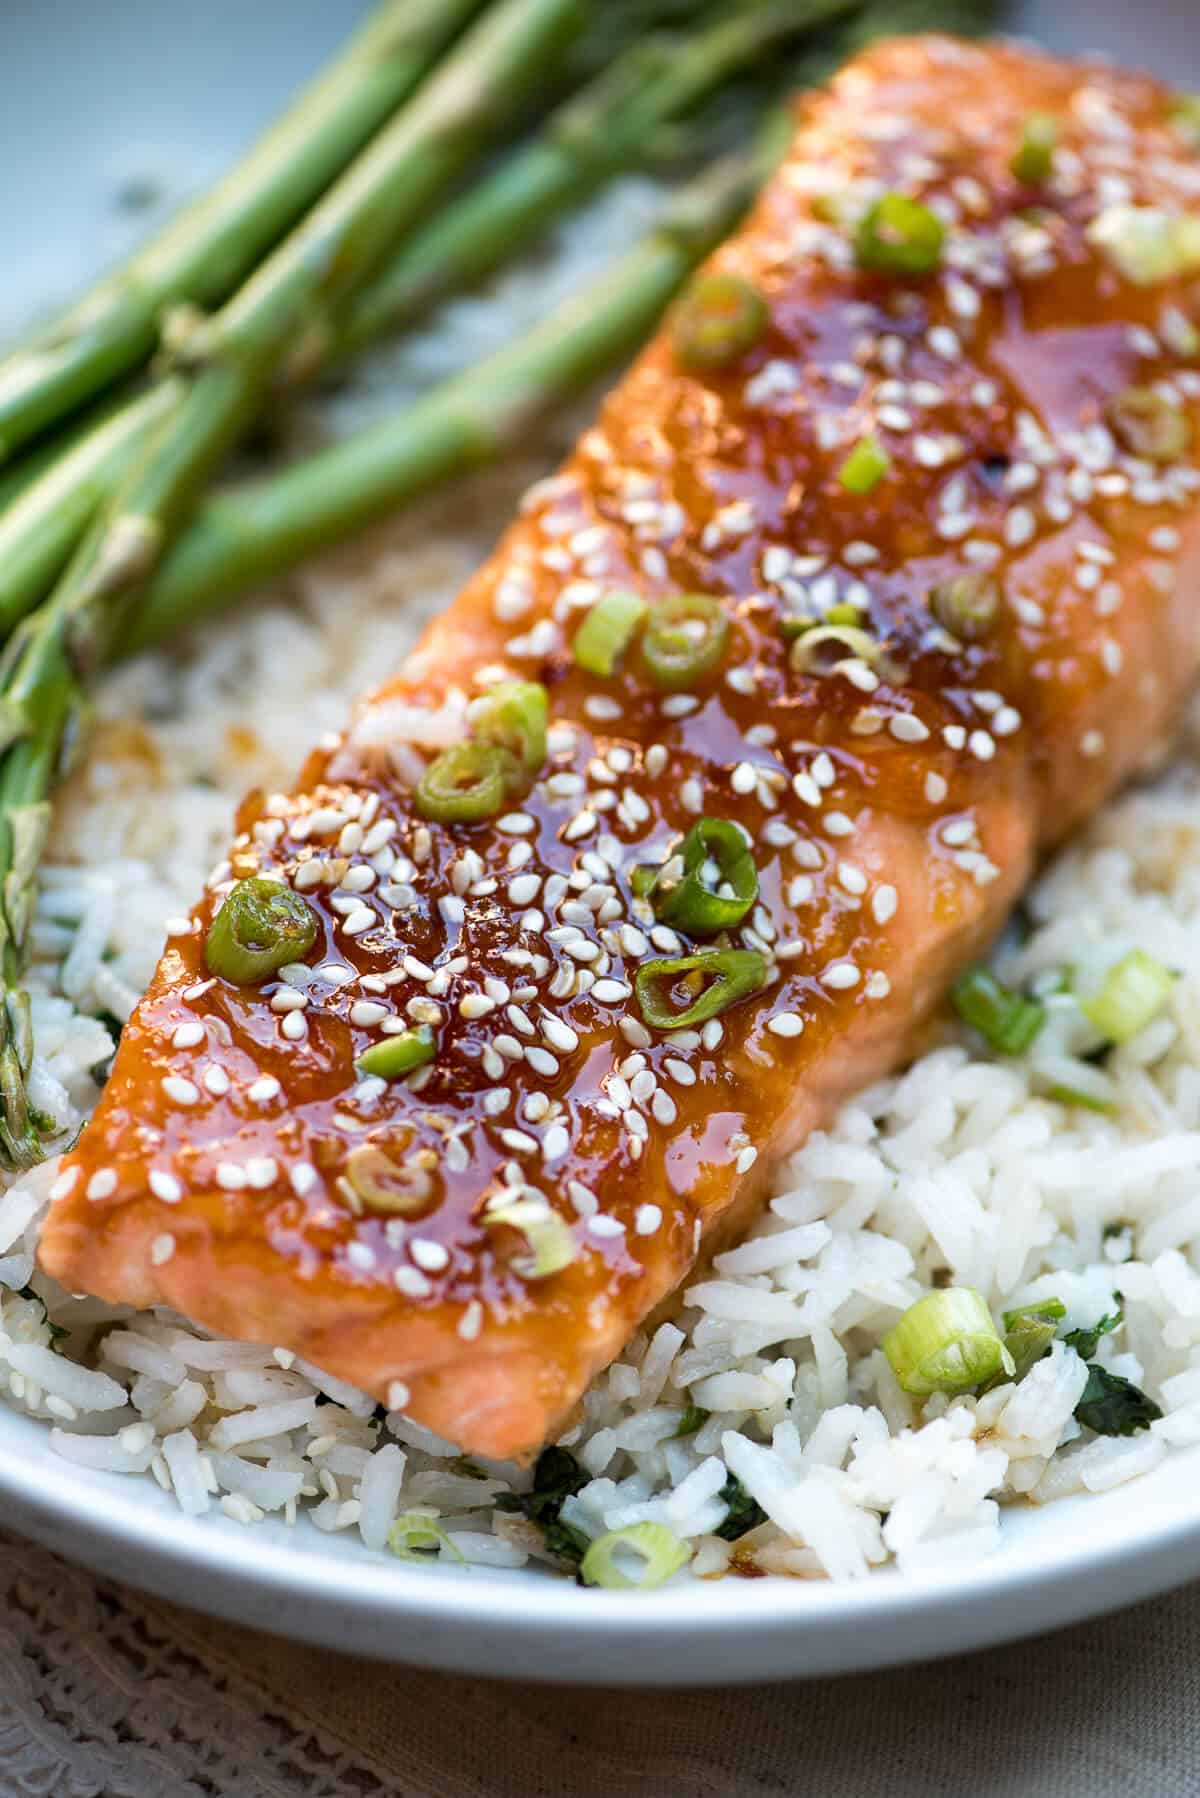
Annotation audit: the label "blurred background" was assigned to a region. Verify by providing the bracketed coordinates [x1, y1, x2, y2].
[0, 0, 1196, 344]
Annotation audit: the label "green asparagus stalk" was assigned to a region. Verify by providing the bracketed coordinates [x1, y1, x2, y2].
[330, 0, 855, 363]
[24, 0, 586, 666]
[0, 0, 486, 467]
[124, 120, 788, 654]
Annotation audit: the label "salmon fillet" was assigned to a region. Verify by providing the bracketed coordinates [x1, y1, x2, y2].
[39, 36, 1200, 1459]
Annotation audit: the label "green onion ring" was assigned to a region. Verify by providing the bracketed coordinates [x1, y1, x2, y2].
[672, 272, 767, 373]
[580, 1522, 689, 1590]
[646, 817, 758, 934]
[572, 591, 647, 678]
[469, 679, 547, 781]
[356, 1025, 437, 1081]
[641, 594, 729, 691]
[635, 948, 766, 1031]
[883, 1287, 1014, 1396]
[204, 877, 319, 985]
[854, 192, 945, 277]
[415, 741, 518, 824]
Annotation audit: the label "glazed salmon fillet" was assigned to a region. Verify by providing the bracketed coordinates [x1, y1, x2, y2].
[39, 36, 1200, 1459]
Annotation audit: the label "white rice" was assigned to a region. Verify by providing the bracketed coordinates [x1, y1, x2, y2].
[4, 177, 1200, 1587]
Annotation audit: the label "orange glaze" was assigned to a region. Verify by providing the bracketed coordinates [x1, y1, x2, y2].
[39, 36, 1200, 1458]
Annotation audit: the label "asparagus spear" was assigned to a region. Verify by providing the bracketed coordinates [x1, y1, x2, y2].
[330, 0, 856, 364]
[20, 0, 586, 662]
[0, 0, 487, 468]
[126, 121, 788, 652]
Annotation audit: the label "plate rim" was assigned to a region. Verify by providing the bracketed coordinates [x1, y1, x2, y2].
[3, 1407, 1198, 1683]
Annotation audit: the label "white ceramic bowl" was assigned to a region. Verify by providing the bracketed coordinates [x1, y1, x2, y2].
[0, 0, 1197, 1684]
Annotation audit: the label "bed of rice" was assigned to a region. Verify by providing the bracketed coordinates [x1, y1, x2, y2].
[4, 179, 1200, 1586]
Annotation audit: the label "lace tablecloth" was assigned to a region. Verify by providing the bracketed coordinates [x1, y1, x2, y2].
[4, 1527, 1197, 1797]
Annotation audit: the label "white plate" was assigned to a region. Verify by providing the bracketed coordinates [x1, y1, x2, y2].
[0, 0, 1197, 1685]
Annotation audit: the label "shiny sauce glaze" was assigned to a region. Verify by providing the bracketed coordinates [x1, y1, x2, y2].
[39, 37, 1200, 1457]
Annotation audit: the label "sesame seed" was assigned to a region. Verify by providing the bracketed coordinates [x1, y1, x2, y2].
[968, 730, 996, 761]
[411, 1238, 450, 1273]
[865, 971, 891, 1000]
[387, 1380, 412, 1410]
[925, 772, 948, 804]
[767, 1012, 805, 1038]
[171, 1021, 205, 1050]
[281, 1011, 308, 1041]
[542, 1124, 570, 1161]
[635, 1204, 662, 1236]
[823, 812, 854, 837]
[246, 1158, 278, 1190]
[889, 713, 929, 744]
[588, 1214, 626, 1239]
[150, 1234, 175, 1267]
[202, 1065, 229, 1097]
[872, 885, 898, 924]
[162, 1076, 199, 1107]
[216, 1163, 247, 1191]
[525, 1047, 559, 1078]
[164, 917, 194, 938]
[394, 1267, 432, 1300]
[735, 1146, 758, 1174]
[248, 1076, 281, 1104]
[823, 961, 860, 990]
[50, 1167, 79, 1201]
[290, 1164, 317, 1197]
[86, 1169, 117, 1201]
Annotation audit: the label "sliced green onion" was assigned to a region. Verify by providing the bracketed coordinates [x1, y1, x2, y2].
[356, 1025, 436, 1081]
[342, 1143, 435, 1217]
[635, 948, 766, 1031]
[837, 433, 890, 495]
[1087, 204, 1200, 285]
[629, 863, 658, 900]
[1046, 1083, 1116, 1114]
[1011, 113, 1058, 184]
[1105, 386, 1192, 462]
[929, 573, 1000, 643]
[790, 623, 881, 676]
[572, 590, 647, 678]
[855, 192, 945, 277]
[952, 968, 1046, 1055]
[388, 1510, 464, 1562]
[483, 1196, 576, 1281]
[1063, 1308, 1122, 1360]
[204, 877, 319, 985]
[1081, 948, 1175, 1043]
[1169, 95, 1200, 151]
[883, 1287, 1014, 1396]
[1001, 1297, 1066, 1332]
[999, 1297, 1066, 1385]
[641, 594, 729, 692]
[648, 817, 758, 935]
[825, 601, 864, 626]
[470, 679, 547, 781]
[415, 741, 516, 823]
[580, 1521, 689, 1591]
[672, 272, 767, 373]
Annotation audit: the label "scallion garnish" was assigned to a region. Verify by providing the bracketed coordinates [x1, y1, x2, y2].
[789, 622, 881, 676]
[204, 877, 319, 985]
[388, 1510, 464, 1561]
[1011, 113, 1058, 184]
[855, 192, 945, 277]
[998, 1297, 1065, 1384]
[469, 679, 547, 781]
[1105, 386, 1192, 462]
[1087, 204, 1200, 285]
[952, 967, 1046, 1055]
[580, 1521, 689, 1590]
[837, 433, 890, 495]
[635, 948, 766, 1031]
[929, 573, 1000, 643]
[342, 1143, 435, 1217]
[415, 741, 517, 824]
[356, 1025, 436, 1081]
[646, 817, 758, 934]
[883, 1287, 1014, 1396]
[672, 272, 767, 373]
[572, 590, 647, 678]
[1081, 948, 1175, 1044]
[482, 1196, 576, 1280]
[640, 593, 729, 691]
